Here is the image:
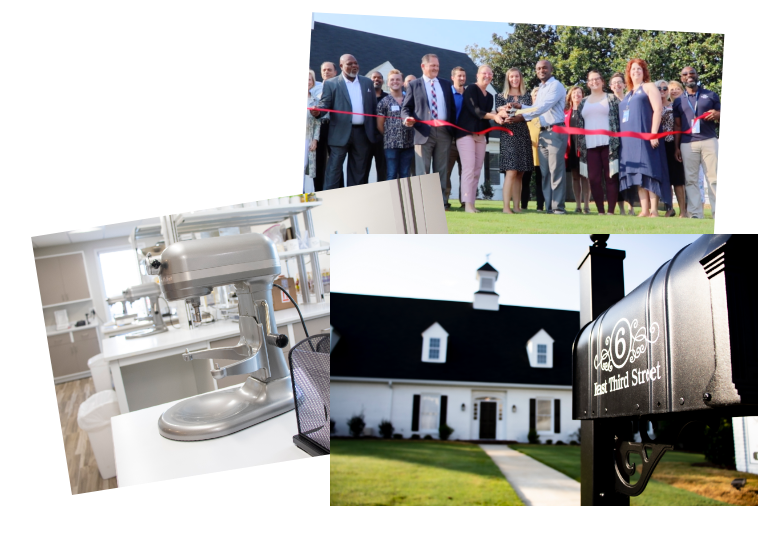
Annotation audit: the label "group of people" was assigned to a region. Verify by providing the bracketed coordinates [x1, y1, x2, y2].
[307, 53, 720, 218]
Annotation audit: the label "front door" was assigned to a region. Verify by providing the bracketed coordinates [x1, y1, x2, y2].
[479, 401, 497, 439]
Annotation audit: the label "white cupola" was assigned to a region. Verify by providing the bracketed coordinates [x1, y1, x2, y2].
[473, 261, 499, 311]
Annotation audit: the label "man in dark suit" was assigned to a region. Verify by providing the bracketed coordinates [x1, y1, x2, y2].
[312, 54, 377, 190]
[401, 54, 458, 205]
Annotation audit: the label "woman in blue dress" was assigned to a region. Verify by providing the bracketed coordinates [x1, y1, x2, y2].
[618, 59, 670, 217]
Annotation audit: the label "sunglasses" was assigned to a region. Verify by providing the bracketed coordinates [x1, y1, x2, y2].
[658, 87, 668, 91]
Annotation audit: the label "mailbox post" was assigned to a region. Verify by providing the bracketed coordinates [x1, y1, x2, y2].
[577, 234, 629, 506]
[574, 234, 757, 506]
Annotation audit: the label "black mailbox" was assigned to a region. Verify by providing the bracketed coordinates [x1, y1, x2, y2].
[573, 234, 757, 422]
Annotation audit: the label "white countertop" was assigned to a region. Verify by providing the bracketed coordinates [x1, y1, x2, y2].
[101, 318, 155, 336]
[100, 300, 330, 361]
[45, 323, 98, 337]
[111, 392, 308, 487]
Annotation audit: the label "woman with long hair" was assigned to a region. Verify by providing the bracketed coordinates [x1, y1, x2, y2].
[618, 59, 669, 217]
[565, 86, 590, 213]
[456, 65, 505, 213]
[495, 68, 534, 213]
[668, 80, 684, 101]
[576, 70, 621, 215]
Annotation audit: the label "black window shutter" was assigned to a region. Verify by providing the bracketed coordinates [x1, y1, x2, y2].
[554, 399, 561, 433]
[529, 398, 536, 431]
[412, 395, 420, 431]
[439, 396, 448, 428]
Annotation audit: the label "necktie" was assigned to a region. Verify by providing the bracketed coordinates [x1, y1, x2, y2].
[430, 79, 438, 120]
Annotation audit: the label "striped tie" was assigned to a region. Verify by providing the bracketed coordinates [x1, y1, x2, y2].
[430, 79, 438, 120]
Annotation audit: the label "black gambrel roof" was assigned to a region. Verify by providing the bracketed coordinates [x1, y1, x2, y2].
[331, 293, 580, 386]
[309, 22, 480, 84]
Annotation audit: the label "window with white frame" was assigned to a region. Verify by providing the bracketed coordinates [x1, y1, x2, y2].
[419, 395, 440, 431]
[99, 248, 147, 320]
[537, 344, 547, 365]
[429, 338, 440, 359]
[536, 399, 552, 431]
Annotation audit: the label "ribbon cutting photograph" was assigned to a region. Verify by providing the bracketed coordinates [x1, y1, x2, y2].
[306, 15, 722, 233]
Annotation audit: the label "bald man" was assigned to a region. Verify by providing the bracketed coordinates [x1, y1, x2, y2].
[313, 54, 377, 189]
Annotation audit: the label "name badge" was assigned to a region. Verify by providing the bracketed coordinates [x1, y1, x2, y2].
[391, 105, 400, 112]
[622, 109, 629, 123]
[691, 119, 701, 134]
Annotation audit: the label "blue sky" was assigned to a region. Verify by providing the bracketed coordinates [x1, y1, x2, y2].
[331, 234, 703, 312]
[313, 13, 512, 54]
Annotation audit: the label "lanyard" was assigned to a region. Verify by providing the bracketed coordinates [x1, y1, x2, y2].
[684, 88, 699, 116]
[625, 85, 640, 110]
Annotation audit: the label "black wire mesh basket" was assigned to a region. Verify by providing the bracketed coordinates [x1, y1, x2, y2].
[288, 333, 330, 456]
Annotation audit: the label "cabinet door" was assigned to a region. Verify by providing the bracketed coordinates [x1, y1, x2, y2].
[74, 338, 102, 373]
[36, 257, 65, 306]
[49, 343, 78, 378]
[209, 336, 251, 390]
[59, 253, 90, 302]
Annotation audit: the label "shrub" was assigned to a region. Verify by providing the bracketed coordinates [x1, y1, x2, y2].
[572, 428, 581, 444]
[545, 439, 553, 445]
[528, 428, 540, 444]
[411, 434, 421, 440]
[439, 424, 455, 441]
[423, 434, 433, 440]
[704, 417, 736, 468]
[347, 414, 366, 438]
[392, 433, 403, 439]
[378, 420, 394, 439]
[569, 440, 579, 446]
[330, 419, 335, 434]
[555, 440, 566, 445]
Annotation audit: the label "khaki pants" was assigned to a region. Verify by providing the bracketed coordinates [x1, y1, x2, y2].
[681, 138, 718, 218]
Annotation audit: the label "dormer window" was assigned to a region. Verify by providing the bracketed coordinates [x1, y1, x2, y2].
[421, 323, 448, 363]
[526, 329, 554, 369]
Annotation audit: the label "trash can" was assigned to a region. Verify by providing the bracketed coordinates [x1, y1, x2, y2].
[87, 354, 113, 394]
[77, 390, 121, 480]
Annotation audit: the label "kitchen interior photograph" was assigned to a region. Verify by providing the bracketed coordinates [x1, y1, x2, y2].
[33, 195, 335, 495]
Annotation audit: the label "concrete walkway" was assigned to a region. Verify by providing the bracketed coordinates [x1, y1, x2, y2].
[480, 445, 580, 506]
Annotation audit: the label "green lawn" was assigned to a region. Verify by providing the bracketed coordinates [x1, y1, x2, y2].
[512, 444, 730, 506]
[445, 200, 715, 234]
[330, 439, 523, 506]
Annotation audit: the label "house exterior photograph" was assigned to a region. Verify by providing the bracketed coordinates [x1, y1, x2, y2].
[330, 261, 582, 443]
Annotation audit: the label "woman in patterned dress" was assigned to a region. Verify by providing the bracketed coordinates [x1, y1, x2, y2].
[495, 68, 533, 214]
[657, 79, 685, 217]
[305, 70, 321, 193]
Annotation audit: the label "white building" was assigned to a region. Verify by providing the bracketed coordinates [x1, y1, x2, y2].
[330, 262, 582, 442]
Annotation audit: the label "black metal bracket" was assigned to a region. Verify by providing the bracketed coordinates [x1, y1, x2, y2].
[612, 418, 675, 496]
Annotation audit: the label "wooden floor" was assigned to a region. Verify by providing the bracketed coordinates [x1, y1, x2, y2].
[56, 377, 118, 495]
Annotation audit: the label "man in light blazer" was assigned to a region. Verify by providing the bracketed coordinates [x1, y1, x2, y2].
[401, 54, 458, 205]
[312, 54, 377, 190]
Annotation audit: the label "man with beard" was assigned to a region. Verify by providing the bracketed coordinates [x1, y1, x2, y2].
[364, 71, 389, 182]
[312, 54, 377, 189]
[673, 66, 721, 219]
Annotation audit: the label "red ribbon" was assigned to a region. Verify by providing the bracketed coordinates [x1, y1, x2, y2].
[552, 111, 713, 140]
[308, 107, 513, 136]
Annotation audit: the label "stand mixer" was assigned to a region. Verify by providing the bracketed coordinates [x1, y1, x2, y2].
[146, 233, 292, 441]
[106, 282, 168, 339]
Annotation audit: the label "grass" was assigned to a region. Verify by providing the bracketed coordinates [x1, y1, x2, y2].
[445, 200, 715, 234]
[512, 444, 756, 506]
[330, 439, 524, 506]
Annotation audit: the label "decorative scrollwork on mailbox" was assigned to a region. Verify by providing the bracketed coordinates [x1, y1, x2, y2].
[593, 318, 660, 372]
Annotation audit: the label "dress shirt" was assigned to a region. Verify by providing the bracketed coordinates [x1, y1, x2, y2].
[519, 76, 565, 127]
[452, 86, 465, 122]
[309, 82, 323, 99]
[343, 73, 365, 125]
[422, 75, 447, 120]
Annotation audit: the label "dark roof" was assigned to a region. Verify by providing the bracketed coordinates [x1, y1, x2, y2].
[478, 262, 498, 273]
[309, 22, 480, 84]
[331, 293, 580, 386]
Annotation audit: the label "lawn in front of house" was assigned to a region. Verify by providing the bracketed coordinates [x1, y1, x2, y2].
[330, 439, 523, 506]
[512, 444, 756, 506]
[445, 201, 714, 234]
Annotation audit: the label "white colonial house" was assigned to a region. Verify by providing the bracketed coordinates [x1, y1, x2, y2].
[330, 262, 582, 443]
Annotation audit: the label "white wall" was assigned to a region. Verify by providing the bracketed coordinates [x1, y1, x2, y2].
[331, 380, 580, 443]
[33, 236, 134, 327]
